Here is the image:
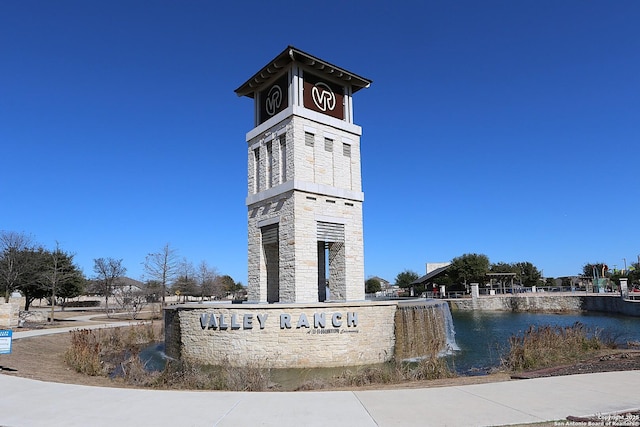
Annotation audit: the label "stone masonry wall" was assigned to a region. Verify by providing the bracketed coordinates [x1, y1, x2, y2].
[291, 117, 362, 192]
[165, 301, 397, 368]
[246, 113, 364, 303]
[448, 294, 640, 316]
[449, 295, 584, 312]
[0, 302, 19, 328]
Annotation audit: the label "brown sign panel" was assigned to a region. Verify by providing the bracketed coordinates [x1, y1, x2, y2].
[259, 75, 289, 124]
[303, 73, 344, 120]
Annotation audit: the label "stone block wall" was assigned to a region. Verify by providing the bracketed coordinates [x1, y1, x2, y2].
[292, 117, 362, 192]
[449, 295, 584, 312]
[449, 294, 640, 317]
[245, 112, 365, 304]
[0, 302, 19, 328]
[165, 301, 397, 368]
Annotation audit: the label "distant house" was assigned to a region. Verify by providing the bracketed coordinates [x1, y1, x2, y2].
[86, 277, 145, 295]
[114, 277, 145, 294]
[367, 276, 400, 297]
[369, 276, 390, 289]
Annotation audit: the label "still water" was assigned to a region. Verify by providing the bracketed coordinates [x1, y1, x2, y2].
[449, 311, 640, 375]
[140, 311, 640, 383]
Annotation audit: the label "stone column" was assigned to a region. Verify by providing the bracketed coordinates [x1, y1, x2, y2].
[620, 278, 629, 299]
[0, 302, 19, 329]
[471, 283, 479, 299]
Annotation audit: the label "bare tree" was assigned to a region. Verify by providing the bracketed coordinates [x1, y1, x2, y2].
[0, 231, 33, 302]
[173, 259, 197, 302]
[93, 257, 126, 317]
[197, 260, 219, 301]
[144, 243, 179, 307]
[112, 277, 147, 320]
[42, 243, 82, 322]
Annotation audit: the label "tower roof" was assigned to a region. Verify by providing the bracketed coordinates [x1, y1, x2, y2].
[234, 46, 372, 98]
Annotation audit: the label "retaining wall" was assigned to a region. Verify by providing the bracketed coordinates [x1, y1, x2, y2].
[448, 294, 640, 316]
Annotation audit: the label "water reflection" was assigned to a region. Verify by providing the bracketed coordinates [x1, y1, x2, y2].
[139, 342, 171, 372]
[449, 311, 640, 375]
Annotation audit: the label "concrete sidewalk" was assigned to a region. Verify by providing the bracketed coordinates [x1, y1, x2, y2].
[0, 370, 638, 426]
[9, 310, 150, 340]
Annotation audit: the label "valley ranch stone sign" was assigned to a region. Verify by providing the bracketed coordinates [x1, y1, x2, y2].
[166, 302, 398, 368]
[199, 310, 359, 333]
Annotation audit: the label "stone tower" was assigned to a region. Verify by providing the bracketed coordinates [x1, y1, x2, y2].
[235, 46, 371, 304]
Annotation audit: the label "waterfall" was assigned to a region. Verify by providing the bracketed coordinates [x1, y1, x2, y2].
[394, 299, 459, 361]
[440, 301, 460, 353]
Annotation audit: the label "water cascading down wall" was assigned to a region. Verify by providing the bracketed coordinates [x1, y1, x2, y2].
[394, 300, 458, 361]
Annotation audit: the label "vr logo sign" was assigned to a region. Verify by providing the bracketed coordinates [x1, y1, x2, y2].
[303, 73, 344, 120]
[259, 75, 288, 124]
[265, 85, 283, 116]
[311, 82, 336, 112]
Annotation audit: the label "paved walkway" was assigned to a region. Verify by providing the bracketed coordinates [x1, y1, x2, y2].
[1, 318, 639, 426]
[9, 313, 148, 339]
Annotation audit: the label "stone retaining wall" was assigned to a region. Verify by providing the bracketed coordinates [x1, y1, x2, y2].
[583, 296, 640, 316]
[449, 295, 583, 312]
[448, 294, 640, 316]
[165, 301, 397, 368]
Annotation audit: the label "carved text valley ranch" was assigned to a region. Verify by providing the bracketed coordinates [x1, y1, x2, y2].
[199, 312, 359, 331]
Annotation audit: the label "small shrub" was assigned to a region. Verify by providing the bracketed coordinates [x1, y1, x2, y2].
[64, 329, 103, 376]
[118, 355, 156, 386]
[331, 365, 396, 387]
[225, 363, 270, 391]
[63, 300, 101, 308]
[409, 356, 457, 381]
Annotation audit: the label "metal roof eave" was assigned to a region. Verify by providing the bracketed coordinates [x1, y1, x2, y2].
[410, 265, 451, 286]
[234, 46, 372, 98]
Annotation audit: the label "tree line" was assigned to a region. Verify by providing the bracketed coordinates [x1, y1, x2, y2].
[372, 253, 640, 296]
[0, 231, 243, 318]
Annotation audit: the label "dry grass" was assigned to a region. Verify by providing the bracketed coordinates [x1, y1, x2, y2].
[64, 325, 270, 390]
[504, 322, 614, 371]
[296, 357, 456, 391]
[64, 324, 157, 377]
[152, 359, 270, 391]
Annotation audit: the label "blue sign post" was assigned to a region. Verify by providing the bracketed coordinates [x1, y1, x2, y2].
[0, 330, 13, 355]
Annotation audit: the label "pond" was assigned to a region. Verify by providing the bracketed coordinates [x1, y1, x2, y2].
[449, 311, 640, 375]
[139, 311, 640, 383]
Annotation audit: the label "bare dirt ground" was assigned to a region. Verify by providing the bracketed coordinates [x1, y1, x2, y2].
[2, 310, 640, 391]
[511, 351, 640, 380]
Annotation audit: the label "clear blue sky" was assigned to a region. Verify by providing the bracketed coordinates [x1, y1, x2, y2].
[2, 1, 639, 283]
